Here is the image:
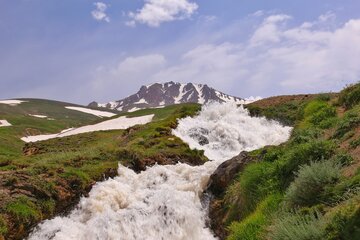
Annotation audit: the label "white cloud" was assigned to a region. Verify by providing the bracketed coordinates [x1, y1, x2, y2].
[91, 2, 110, 23]
[251, 10, 264, 17]
[250, 14, 292, 45]
[127, 0, 198, 27]
[96, 14, 360, 98]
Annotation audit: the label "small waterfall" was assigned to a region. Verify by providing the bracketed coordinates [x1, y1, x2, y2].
[28, 102, 292, 240]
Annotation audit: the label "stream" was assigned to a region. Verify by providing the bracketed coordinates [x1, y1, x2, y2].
[28, 102, 292, 240]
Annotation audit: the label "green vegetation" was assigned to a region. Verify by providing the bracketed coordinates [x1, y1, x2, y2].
[285, 160, 341, 207]
[224, 83, 360, 240]
[338, 83, 360, 109]
[268, 210, 326, 240]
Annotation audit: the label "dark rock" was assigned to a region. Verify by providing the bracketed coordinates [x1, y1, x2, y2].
[189, 127, 210, 146]
[207, 151, 253, 197]
[205, 151, 255, 239]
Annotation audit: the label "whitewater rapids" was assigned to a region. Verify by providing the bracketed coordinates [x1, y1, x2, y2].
[28, 102, 292, 240]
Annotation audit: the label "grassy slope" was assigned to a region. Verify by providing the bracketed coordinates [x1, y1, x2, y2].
[0, 98, 116, 159]
[0, 102, 205, 240]
[222, 86, 360, 240]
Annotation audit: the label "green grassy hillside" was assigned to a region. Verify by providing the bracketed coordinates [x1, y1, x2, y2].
[216, 84, 360, 240]
[0, 98, 117, 159]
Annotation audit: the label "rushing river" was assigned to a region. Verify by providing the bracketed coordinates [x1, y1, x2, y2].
[28, 102, 292, 240]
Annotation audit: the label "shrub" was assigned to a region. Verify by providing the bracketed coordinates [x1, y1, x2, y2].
[302, 100, 337, 129]
[331, 153, 354, 166]
[277, 140, 335, 188]
[290, 128, 321, 144]
[323, 172, 360, 205]
[267, 210, 326, 240]
[338, 83, 360, 109]
[324, 198, 360, 240]
[333, 112, 360, 139]
[227, 194, 282, 240]
[285, 160, 341, 207]
[350, 137, 360, 149]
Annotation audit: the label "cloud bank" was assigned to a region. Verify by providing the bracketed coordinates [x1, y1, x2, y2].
[96, 13, 360, 98]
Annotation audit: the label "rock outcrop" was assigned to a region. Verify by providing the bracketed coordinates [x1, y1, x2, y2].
[205, 151, 255, 239]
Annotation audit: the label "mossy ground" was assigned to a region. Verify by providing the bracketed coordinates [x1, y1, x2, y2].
[0, 102, 204, 240]
[223, 84, 360, 240]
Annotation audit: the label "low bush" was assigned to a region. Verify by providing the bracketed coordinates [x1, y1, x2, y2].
[267, 210, 326, 240]
[289, 128, 322, 144]
[333, 112, 360, 139]
[331, 153, 354, 166]
[323, 172, 360, 205]
[338, 83, 360, 109]
[302, 100, 337, 129]
[277, 140, 335, 188]
[285, 160, 341, 207]
[324, 196, 360, 240]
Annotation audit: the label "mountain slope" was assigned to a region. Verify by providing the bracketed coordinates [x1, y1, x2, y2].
[89, 82, 251, 112]
[0, 98, 117, 159]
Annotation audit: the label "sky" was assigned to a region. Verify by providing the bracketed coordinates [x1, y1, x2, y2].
[1, 0, 360, 104]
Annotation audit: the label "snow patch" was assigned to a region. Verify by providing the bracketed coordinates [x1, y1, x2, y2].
[134, 98, 148, 104]
[65, 106, 116, 118]
[21, 115, 154, 143]
[29, 114, 48, 119]
[0, 100, 27, 106]
[128, 107, 142, 112]
[0, 120, 11, 127]
[194, 84, 205, 104]
[174, 84, 185, 104]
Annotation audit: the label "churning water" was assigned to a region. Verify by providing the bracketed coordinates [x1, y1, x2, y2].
[28, 102, 292, 240]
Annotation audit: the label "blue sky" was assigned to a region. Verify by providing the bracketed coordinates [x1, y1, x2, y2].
[1, 0, 360, 104]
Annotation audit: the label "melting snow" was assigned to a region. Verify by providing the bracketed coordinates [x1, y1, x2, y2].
[65, 106, 116, 118]
[29, 114, 48, 119]
[174, 84, 185, 104]
[194, 84, 205, 104]
[134, 98, 148, 104]
[0, 120, 11, 127]
[0, 100, 27, 106]
[21, 115, 154, 143]
[128, 107, 142, 112]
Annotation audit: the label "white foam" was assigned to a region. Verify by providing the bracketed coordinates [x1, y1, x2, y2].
[0, 100, 27, 106]
[65, 106, 116, 118]
[0, 120, 11, 127]
[29, 102, 291, 240]
[173, 102, 291, 160]
[21, 115, 153, 142]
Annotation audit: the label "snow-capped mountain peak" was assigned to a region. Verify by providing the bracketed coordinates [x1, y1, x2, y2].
[89, 82, 256, 112]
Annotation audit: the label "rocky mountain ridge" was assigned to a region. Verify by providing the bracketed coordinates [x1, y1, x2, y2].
[89, 82, 256, 112]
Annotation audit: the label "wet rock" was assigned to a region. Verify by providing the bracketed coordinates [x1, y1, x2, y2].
[207, 151, 253, 197]
[205, 151, 255, 239]
[189, 127, 210, 146]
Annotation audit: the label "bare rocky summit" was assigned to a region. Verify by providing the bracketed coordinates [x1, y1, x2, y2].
[89, 82, 246, 112]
